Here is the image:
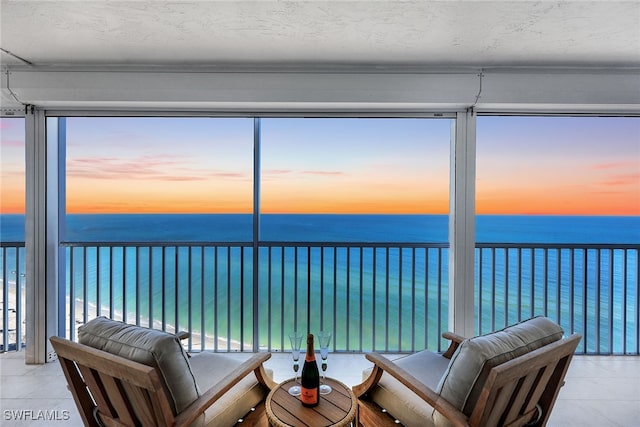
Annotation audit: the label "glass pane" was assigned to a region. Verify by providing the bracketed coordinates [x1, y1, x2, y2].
[64, 117, 254, 242]
[0, 117, 26, 241]
[259, 117, 451, 352]
[260, 117, 451, 242]
[476, 116, 640, 243]
[475, 116, 640, 353]
[0, 116, 26, 351]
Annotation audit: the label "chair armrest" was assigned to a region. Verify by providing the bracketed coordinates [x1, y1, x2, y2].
[174, 352, 274, 427]
[442, 331, 466, 359]
[176, 331, 190, 341]
[353, 353, 469, 427]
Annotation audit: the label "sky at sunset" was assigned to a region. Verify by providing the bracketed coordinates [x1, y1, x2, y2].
[0, 117, 26, 214]
[1, 116, 639, 216]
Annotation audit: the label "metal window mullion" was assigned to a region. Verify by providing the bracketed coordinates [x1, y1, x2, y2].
[25, 108, 56, 362]
[450, 111, 476, 339]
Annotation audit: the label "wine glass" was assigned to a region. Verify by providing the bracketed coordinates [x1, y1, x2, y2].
[317, 331, 332, 394]
[288, 332, 303, 396]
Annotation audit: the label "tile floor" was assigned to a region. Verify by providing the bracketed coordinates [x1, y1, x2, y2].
[1, 350, 639, 426]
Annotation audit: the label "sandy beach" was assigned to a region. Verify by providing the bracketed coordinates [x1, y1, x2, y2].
[2, 281, 247, 351]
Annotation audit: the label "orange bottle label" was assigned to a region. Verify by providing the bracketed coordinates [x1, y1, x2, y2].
[300, 387, 318, 405]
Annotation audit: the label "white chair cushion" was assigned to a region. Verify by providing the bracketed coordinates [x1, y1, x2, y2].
[363, 350, 450, 427]
[189, 352, 273, 427]
[435, 316, 564, 424]
[77, 317, 199, 416]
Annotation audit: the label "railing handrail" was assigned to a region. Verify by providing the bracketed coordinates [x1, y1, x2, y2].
[57, 241, 639, 249]
[0, 242, 25, 247]
[477, 242, 640, 249]
[59, 240, 450, 248]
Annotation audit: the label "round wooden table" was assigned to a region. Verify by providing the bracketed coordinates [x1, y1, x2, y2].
[265, 378, 357, 427]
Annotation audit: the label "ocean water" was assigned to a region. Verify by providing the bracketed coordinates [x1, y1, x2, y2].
[1, 214, 639, 353]
[2, 214, 639, 244]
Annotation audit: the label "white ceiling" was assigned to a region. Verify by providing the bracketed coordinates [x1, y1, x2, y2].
[1, 0, 639, 70]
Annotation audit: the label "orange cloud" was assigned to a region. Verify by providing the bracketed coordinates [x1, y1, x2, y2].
[599, 173, 640, 187]
[301, 170, 346, 176]
[591, 161, 638, 170]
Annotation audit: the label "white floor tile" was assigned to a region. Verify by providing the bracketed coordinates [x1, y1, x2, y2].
[1, 352, 638, 426]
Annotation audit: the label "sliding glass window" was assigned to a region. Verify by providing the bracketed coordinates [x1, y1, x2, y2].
[48, 115, 455, 353]
[0, 116, 27, 351]
[476, 116, 640, 354]
[56, 117, 254, 349]
[259, 117, 452, 351]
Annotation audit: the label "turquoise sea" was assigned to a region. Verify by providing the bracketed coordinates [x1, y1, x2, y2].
[1, 214, 639, 354]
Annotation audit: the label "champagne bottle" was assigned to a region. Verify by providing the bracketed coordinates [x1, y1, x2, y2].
[300, 333, 320, 407]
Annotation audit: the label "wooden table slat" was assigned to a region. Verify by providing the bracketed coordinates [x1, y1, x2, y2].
[266, 378, 356, 427]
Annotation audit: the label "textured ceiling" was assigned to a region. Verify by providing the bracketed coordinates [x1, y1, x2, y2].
[1, 0, 639, 69]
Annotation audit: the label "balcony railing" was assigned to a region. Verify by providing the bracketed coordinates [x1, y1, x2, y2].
[0, 242, 26, 352]
[60, 241, 450, 353]
[477, 243, 639, 355]
[1, 241, 638, 355]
